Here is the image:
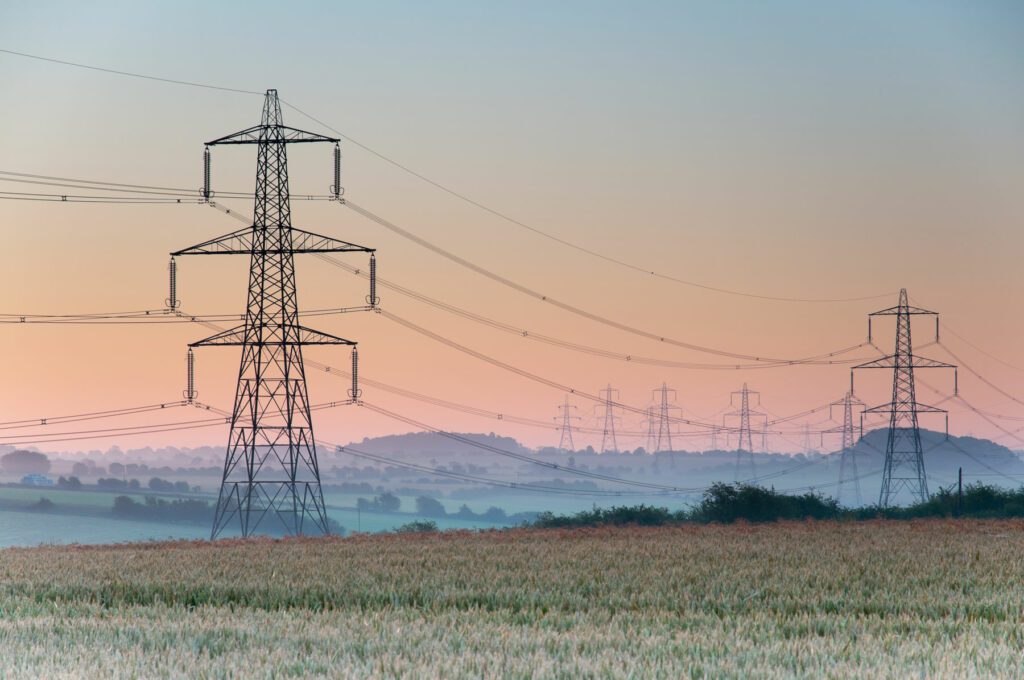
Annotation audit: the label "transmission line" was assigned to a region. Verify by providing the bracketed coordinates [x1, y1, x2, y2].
[280, 102, 893, 304]
[0, 47, 897, 304]
[313, 251, 871, 371]
[342, 200, 873, 364]
[357, 401, 826, 492]
[0, 401, 190, 432]
[331, 444, 664, 498]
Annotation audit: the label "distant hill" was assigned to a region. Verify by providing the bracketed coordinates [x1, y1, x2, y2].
[343, 431, 530, 457]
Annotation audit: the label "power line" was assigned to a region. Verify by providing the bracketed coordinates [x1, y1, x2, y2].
[0, 48, 892, 304]
[0, 401, 190, 432]
[0, 169, 253, 197]
[358, 400, 828, 493]
[342, 200, 869, 364]
[0, 48, 262, 95]
[314, 249, 872, 371]
[0, 193, 200, 204]
[368, 312, 840, 438]
[941, 322, 1024, 372]
[281, 100, 893, 304]
[331, 443, 670, 498]
[4, 166, 880, 366]
[362, 401, 689, 492]
[938, 342, 1024, 410]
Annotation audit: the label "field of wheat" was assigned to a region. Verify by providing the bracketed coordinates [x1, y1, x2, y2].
[1, 521, 1023, 678]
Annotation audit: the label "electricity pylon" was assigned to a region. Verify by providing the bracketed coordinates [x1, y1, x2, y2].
[555, 396, 580, 454]
[652, 383, 680, 453]
[597, 384, 620, 453]
[174, 89, 375, 539]
[724, 383, 767, 482]
[853, 289, 957, 507]
[645, 405, 657, 454]
[822, 391, 865, 506]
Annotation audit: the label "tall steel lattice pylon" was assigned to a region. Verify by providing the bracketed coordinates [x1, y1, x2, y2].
[174, 89, 376, 539]
[652, 383, 679, 453]
[555, 396, 580, 454]
[853, 289, 957, 507]
[822, 391, 866, 506]
[645, 405, 657, 454]
[724, 383, 766, 482]
[597, 384, 620, 453]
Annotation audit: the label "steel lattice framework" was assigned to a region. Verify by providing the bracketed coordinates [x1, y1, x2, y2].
[853, 289, 956, 507]
[725, 383, 765, 482]
[822, 391, 865, 506]
[652, 383, 678, 453]
[555, 396, 580, 454]
[174, 89, 374, 539]
[598, 384, 620, 454]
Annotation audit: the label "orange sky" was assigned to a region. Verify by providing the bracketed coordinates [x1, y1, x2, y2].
[2, 2, 1024, 453]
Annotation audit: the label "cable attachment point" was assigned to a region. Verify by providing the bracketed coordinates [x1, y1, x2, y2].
[201, 146, 212, 202]
[331, 143, 344, 200]
[184, 348, 198, 403]
[347, 347, 362, 401]
[165, 257, 180, 310]
[366, 253, 380, 307]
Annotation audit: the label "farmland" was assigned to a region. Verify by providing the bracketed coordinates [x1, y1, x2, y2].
[2, 521, 1024, 677]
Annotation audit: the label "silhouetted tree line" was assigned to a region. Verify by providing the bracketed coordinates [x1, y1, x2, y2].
[112, 495, 212, 523]
[530, 482, 1024, 528]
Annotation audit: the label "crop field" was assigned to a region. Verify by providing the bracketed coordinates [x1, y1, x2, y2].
[2, 521, 1024, 678]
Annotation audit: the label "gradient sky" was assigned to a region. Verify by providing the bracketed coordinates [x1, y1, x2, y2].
[1, 1, 1024, 453]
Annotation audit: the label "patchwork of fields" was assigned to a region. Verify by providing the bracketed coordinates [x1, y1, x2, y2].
[2, 521, 1023, 677]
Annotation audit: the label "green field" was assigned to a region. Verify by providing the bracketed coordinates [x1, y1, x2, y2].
[2, 520, 1024, 677]
[0, 485, 507, 548]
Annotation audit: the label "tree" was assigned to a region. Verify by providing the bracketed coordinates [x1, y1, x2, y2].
[97, 478, 128, 490]
[57, 476, 83, 490]
[71, 462, 90, 477]
[112, 495, 136, 516]
[1, 450, 51, 475]
[481, 506, 507, 522]
[415, 495, 447, 518]
[395, 520, 438, 533]
[455, 504, 477, 519]
[377, 492, 401, 512]
[148, 477, 175, 492]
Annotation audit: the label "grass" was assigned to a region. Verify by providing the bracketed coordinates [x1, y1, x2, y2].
[2, 521, 1024, 677]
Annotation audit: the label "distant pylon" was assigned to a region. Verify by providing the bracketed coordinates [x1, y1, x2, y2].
[555, 396, 581, 454]
[652, 383, 679, 453]
[724, 383, 766, 482]
[853, 289, 957, 507]
[598, 384, 620, 453]
[822, 391, 866, 506]
[645, 405, 658, 454]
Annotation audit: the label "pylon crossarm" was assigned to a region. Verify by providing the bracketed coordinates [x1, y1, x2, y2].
[853, 355, 955, 370]
[173, 226, 373, 256]
[863, 402, 947, 415]
[290, 228, 373, 253]
[173, 226, 255, 256]
[206, 124, 338, 146]
[191, 324, 357, 347]
[869, 305, 937, 317]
